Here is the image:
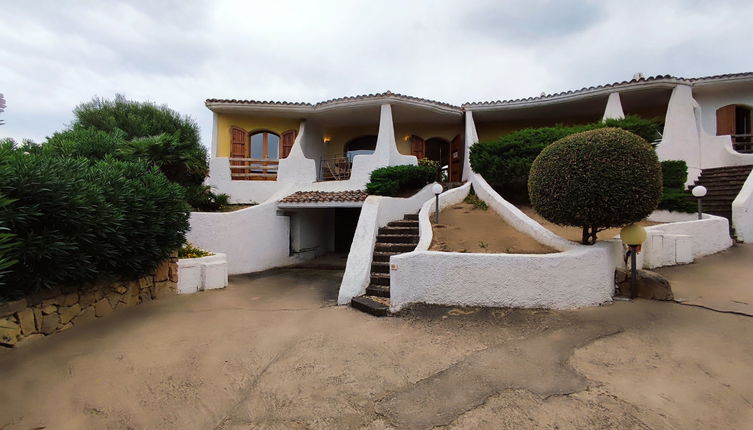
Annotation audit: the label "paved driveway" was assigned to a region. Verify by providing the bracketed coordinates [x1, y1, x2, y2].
[1, 265, 752, 429]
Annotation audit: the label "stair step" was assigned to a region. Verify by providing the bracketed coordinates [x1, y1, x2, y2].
[366, 284, 390, 297]
[375, 243, 417, 252]
[403, 213, 419, 220]
[388, 220, 419, 228]
[699, 165, 753, 173]
[379, 226, 419, 235]
[372, 251, 402, 262]
[350, 296, 390, 317]
[376, 234, 419, 244]
[370, 273, 391, 286]
[371, 261, 390, 273]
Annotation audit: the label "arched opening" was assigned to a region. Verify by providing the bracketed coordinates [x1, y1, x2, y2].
[344, 135, 377, 161]
[716, 104, 753, 153]
[249, 130, 281, 160]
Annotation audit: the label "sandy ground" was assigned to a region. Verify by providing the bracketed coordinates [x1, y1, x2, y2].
[656, 243, 753, 316]
[518, 205, 662, 243]
[431, 202, 557, 253]
[1, 260, 752, 429]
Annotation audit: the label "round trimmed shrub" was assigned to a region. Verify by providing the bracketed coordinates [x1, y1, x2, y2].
[528, 128, 662, 244]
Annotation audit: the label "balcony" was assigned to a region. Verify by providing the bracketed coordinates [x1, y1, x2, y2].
[229, 158, 278, 181]
[319, 157, 352, 181]
[732, 134, 753, 154]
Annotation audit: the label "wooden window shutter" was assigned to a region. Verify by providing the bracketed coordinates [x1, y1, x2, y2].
[410, 135, 425, 160]
[281, 129, 297, 158]
[230, 127, 248, 180]
[716, 105, 737, 136]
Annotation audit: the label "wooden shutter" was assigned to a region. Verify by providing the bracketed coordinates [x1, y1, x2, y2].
[450, 134, 463, 182]
[281, 129, 297, 158]
[716, 105, 737, 136]
[410, 135, 425, 160]
[230, 127, 248, 180]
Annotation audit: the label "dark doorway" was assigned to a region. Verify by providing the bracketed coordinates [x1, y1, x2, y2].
[334, 208, 361, 253]
[425, 137, 450, 168]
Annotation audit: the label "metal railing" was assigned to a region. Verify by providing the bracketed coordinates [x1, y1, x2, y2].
[229, 158, 279, 180]
[319, 157, 352, 181]
[732, 134, 753, 154]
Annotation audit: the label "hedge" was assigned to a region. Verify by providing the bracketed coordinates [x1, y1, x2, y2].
[658, 160, 695, 213]
[470, 115, 662, 201]
[528, 128, 662, 244]
[0, 147, 189, 299]
[366, 164, 436, 196]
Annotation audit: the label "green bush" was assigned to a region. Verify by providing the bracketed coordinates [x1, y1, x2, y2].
[186, 185, 230, 212]
[470, 115, 662, 201]
[0, 195, 18, 287]
[528, 128, 662, 244]
[418, 158, 441, 182]
[0, 148, 188, 298]
[366, 164, 436, 196]
[658, 160, 695, 212]
[44, 127, 126, 160]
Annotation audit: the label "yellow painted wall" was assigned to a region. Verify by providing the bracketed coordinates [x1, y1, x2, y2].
[475, 115, 598, 142]
[321, 125, 379, 159]
[393, 123, 463, 155]
[216, 113, 301, 157]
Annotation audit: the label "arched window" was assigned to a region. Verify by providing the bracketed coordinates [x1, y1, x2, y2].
[344, 135, 377, 161]
[249, 131, 280, 159]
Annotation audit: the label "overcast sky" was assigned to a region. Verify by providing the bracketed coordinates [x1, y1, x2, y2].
[2, 0, 752, 146]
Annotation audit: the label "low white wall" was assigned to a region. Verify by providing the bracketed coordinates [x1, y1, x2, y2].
[177, 253, 228, 294]
[205, 158, 287, 204]
[186, 197, 307, 275]
[732, 169, 753, 243]
[640, 214, 732, 269]
[389, 174, 617, 312]
[337, 183, 438, 305]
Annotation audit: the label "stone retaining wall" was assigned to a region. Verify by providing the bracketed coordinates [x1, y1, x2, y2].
[0, 257, 178, 347]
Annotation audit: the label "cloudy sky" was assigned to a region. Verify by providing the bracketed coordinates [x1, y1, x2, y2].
[1, 0, 752, 146]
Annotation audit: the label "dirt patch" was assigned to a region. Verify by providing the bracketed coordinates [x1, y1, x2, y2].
[430, 202, 557, 254]
[518, 205, 662, 243]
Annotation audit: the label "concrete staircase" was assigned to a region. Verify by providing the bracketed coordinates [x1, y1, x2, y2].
[689, 165, 753, 235]
[350, 213, 420, 316]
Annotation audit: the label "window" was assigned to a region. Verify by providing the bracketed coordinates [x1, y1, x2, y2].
[344, 135, 377, 161]
[249, 131, 281, 159]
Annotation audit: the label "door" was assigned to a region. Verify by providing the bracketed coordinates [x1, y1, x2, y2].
[410, 135, 425, 160]
[450, 134, 463, 182]
[230, 127, 248, 180]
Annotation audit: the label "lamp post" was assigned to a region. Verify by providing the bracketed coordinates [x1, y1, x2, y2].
[692, 185, 707, 220]
[432, 183, 443, 224]
[620, 224, 647, 299]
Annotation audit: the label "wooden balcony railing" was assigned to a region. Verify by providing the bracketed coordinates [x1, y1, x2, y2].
[320, 157, 352, 181]
[229, 158, 278, 181]
[732, 134, 753, 154]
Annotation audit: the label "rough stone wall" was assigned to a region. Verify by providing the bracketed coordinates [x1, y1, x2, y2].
[0, 257, 178, 347]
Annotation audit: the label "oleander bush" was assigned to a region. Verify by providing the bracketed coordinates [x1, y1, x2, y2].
[528, 128, 662, 244]
[658, 160, 695, 212]
[470, 115, 662, 202]
[0, 144, 189, 299]
[366, 164, 436, 196]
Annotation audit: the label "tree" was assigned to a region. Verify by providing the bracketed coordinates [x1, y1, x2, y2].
[528, 128, 662, 244]
[72, 95, 208, 187]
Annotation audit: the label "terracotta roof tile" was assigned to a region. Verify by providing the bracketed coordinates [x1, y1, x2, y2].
[279, 190, 368, 204]
[206, 91, 461, 110]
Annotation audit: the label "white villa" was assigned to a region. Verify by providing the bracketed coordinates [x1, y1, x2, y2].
[188, 73, 753, 315]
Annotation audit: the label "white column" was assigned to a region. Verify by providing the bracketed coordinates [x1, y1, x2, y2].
[656, 85, 702, 184]
[210, 112, 219, 157]
[602, 92, 625, 121]
[463, 111, 479, 182]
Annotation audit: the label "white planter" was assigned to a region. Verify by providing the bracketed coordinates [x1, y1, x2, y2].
[177, 253, 228, 294]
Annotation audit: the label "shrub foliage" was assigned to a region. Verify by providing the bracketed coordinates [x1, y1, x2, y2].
[528, 128, 662, 244]
[366, 164, 436, 196]
[658, 160, 695, 212]
[470, 115, 662, 201]
[0, 145, 189, 298]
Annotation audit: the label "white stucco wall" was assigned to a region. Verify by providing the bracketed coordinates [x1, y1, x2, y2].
[389, 174, 618, 312]
[277, 121, 318, 185]
[694, 84, 753, 138]
[177, 253, 228, 294]
[462, 111, 478, 182]
[602, 92, 625, 121]
[657, 84, 753, 185]
[205, 157, 288, 204]
[337, 183, 438, 305]
[639, 214, 732, 269]
[732, 169, 753, 243]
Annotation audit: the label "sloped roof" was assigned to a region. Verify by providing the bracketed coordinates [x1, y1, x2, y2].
[206, 91, 461, 111]
[278, 190, 368, 204]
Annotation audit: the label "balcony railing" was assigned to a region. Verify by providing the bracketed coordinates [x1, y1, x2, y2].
[319, 157, 352, 181]
[732, 134, 753, 154]
[229, 158, 278, 181]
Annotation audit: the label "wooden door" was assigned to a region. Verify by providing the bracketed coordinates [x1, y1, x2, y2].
[410, 135, 425, 160]
[281, 129, 297, 158]
[716, 105, 737, 136]
[230, 127, 248, 180]
[450, 134, 463, 182]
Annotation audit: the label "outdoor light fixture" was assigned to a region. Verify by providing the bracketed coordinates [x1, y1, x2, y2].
[620, 224, 647, 299]
[432, 183, 443, 224]
[323, 136, 332, 144]
[692, 185, 707, 220]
